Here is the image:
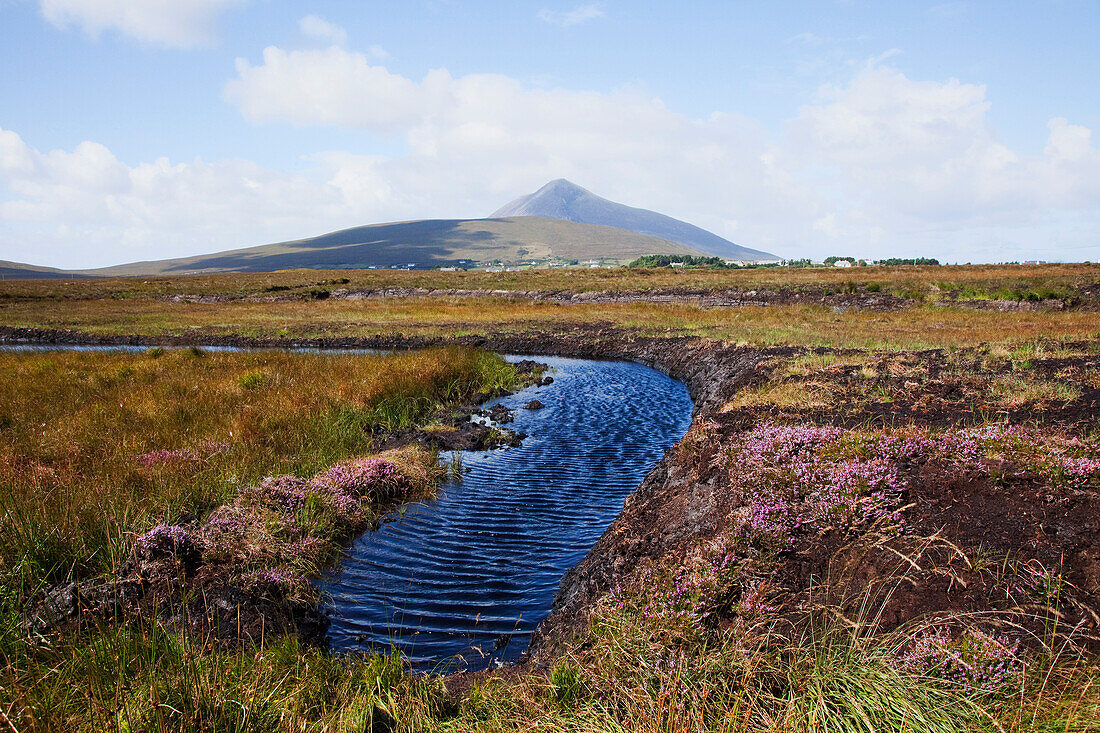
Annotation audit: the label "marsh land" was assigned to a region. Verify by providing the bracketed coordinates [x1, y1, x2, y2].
[1, 264, 1098, 731]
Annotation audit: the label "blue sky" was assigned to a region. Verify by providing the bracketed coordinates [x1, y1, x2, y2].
[1, 0, 1098, 268]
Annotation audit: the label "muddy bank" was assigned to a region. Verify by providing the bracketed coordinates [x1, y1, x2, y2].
[529, 342, 1100, 660]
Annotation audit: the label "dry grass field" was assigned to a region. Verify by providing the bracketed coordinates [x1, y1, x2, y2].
[1, 297, 1098, 349]
[1, 262, 1097, 300]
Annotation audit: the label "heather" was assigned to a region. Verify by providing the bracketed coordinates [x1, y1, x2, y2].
[199, 449, 434, 600]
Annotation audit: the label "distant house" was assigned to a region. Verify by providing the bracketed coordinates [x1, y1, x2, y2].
[439, 267, 458, 272]
[670, 262, 686, 268]
[833, 260, 853, 268]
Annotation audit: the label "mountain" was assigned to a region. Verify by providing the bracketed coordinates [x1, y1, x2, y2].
[63, 217, 704, 277]
[492, 179, 778, 261]
[0, 182, 773, 279]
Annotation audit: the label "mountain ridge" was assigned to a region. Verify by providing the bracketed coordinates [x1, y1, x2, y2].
[1, 181, 779, 278]
[491, 179, 778, 262]
[1, 217, 705, 278]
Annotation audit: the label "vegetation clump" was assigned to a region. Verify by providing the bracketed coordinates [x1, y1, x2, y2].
[627, 254, 733, 268]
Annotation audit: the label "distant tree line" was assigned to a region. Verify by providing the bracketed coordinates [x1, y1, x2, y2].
[627, 254, 731, 269]
[627, 254, 943, 269]
[877, 257, 941, 266]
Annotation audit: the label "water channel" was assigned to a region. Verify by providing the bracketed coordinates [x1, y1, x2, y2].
[321, 355, 693, 672]
[0, 345, 693, 672]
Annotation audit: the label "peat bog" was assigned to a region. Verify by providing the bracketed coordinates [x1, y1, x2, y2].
[1, 265, 1099, 731]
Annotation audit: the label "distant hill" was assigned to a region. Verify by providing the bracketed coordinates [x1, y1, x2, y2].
[0, 260, 93, 280]
[492, 179, 779, 262]
[8, 217, 702, 278]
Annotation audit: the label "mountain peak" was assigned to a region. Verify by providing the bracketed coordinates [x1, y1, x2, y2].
[490, 180, 779, 262]
[539, 178, 585, 193]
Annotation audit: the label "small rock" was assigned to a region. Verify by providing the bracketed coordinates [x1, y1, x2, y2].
[541, 376, 554, 385]
[487, 404, 514, 424]
[525, 399, 545, 410]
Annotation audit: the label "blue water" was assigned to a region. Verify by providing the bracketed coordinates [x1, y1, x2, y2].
[320, 356, 693, 672]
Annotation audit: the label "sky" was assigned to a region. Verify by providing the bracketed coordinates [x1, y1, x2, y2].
[1, 0, 1098, 269]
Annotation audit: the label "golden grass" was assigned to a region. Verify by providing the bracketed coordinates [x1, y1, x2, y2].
[988, 375, 1084, 407]
[0, 346, 517, 583]
[722, 380, 835, 411]
[2, 297, 1099, 350]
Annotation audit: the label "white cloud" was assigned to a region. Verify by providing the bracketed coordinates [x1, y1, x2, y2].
[1045, 117, 1093, 160]
[537, 4, 605, 27]
[3, 53, 1100, 268]
[39, 0, 247, 48]
[224, 47, 451, 132]
[787, 64, 1100, 234]
[0, 127, 404, 268]
[299, 14, 347, 47]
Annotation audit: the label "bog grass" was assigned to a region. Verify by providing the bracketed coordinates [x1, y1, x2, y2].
[0, 347, 518, 589]
[1, 262, 1097, 300]
[6, 581, 1097, 731]
[0, 346, 534, 730]
[2, 298, 1099, 350]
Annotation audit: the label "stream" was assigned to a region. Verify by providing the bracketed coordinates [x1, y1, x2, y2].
[0, 345, 693, 672]
[321, 355, 693, 672]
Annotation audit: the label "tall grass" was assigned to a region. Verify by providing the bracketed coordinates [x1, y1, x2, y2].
[0, 346, 519, 589]
[1, 615, 447, 732]
[4, 586, 1097, 731]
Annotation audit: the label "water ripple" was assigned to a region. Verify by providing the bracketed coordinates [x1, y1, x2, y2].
[320, 356, 692, 672]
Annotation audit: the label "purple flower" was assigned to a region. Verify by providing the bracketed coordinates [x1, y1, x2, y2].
[135, 523, 202, 561]
[899, 627, 1022, 694]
